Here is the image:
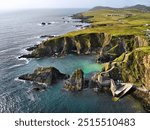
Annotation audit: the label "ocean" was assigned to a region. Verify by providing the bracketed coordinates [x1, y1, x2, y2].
[0, 9, 145, 113]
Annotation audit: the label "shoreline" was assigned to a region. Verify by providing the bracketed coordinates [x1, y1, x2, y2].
[17, 8, 150, 112]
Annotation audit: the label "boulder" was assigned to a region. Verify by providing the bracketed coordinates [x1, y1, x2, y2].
[41, 22, 46, 25]
[75, 25, 83, 27]
[26, 45, 38, 51]
[90, 72, 111, 92]
[64, 69, 85, 91]
[19, 67, 69, 85]
[31, 82, 47, 92]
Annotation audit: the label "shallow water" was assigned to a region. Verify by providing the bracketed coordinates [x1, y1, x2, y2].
[0, 9, 145, 113]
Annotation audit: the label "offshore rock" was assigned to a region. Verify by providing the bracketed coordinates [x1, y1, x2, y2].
[64, 69, 86, 91]
[19, 67, 69, 85]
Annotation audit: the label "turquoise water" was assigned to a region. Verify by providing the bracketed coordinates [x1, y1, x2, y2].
[25, 55, 103, 77]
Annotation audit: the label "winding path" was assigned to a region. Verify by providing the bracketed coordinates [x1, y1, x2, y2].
[99, 51, 134, 98]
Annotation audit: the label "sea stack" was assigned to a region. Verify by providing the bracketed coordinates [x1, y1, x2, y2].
[64, 69, 85, 91]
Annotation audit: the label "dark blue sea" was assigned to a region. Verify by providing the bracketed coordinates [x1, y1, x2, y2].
[0, 9, 145, 113]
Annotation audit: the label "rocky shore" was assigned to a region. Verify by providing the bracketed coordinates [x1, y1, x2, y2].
[18, 7, 150, 112]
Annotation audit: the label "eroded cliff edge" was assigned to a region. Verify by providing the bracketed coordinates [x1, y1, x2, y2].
[20, 33, 148, 60]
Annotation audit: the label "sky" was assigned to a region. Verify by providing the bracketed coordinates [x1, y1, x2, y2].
[0, 0, 150, 10]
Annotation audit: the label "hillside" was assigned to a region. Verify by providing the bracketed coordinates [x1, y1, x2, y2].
[90, 4, 150, 12]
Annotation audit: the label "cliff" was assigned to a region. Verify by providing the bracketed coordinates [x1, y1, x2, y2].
[20, 33, 148, 61]
[110, 47, 150, 90]
[64, 69, 86, 91]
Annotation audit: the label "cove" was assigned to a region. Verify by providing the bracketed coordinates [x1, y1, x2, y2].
[14, 54, 145, 113]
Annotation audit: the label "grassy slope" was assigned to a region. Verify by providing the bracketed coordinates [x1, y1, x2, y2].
[65, 9, 150, 39]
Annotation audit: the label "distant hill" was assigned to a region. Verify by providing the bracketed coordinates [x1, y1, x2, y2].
[90, 4, 150, 12]
[125, 4, 150, 11]
[90, 6, 114, 11]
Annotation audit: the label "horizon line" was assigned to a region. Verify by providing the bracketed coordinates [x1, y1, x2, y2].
[0, 4, 149, 11]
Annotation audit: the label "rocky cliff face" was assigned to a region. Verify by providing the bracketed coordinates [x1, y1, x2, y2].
[97, 35, 148, 63]
[108, 48, 150, 90]
[20, 33, 148, 61]
[132, 88, 150, 112]
[142, 55, 150, 90]
[64, 69, 86, 91]
[21, 33, 105, 58]
[19, 67, 69, 85]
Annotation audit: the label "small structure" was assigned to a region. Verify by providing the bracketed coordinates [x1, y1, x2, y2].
[110, 79, 133, 98]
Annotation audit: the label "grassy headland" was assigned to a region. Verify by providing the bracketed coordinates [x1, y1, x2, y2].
[67, 8, 150, 38]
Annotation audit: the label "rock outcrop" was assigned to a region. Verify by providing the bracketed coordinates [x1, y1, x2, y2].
[20, 33, 148, 61]
[90, 70, 112, 92]
[97, 35, 148, 63]
[41, 22, 46, 26]
[108, 48, 150, 90]
[19, 67, 69, 85]
[100, 47, 150, 111]
[71, 13, 94, 23]
[132, 88, 150, 112]
[40, 35, 55, 39]
[20, 33, 105, 58]
[64, 69, 87, 91]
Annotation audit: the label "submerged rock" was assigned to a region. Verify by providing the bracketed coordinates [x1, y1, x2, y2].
[31, 82, 47, 92]
[64, 69, 86, 91]
[75, 25, 83, 27]
[19, 67, 69, 85]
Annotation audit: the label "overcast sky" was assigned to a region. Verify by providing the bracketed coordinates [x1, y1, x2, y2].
[0, 0, 150, 10]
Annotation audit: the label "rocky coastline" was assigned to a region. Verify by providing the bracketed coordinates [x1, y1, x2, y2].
[18, 8, 150, 112]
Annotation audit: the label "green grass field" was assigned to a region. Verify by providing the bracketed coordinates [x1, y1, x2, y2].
[65, 9, 150, 40]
